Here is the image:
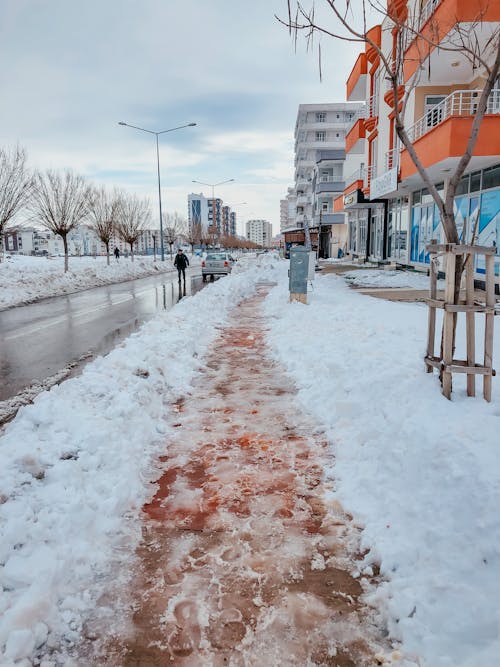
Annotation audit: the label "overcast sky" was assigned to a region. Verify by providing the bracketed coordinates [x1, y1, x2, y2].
[0, 0, 375, 236]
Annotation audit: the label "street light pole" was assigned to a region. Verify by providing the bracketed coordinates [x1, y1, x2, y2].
[119, 120, 196, 262]
[192, 179, 234, 241]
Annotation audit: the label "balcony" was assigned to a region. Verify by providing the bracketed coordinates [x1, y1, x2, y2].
[364, 93, 379, 132]
[345, 118, 366, 153]
[314, 213, 345, 225]
[400, 88, 500, 179]
[315, 180, 345, 194]
[346, 52, 368, 101]
[404, 0, 500, 82]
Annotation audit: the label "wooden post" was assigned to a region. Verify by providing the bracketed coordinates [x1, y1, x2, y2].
[465, 254, 476, 396]
[426, 241, 438, 372]
[442, 251, 456, 400]
[483, 254, 495, 402]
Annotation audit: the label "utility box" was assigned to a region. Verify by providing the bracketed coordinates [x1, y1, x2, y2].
[289, 246, 310, 303]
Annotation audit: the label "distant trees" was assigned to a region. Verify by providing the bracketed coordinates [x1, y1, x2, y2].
[30, 170, 90, 272]
[185, 221, 203, 254]
[86, 186, 122, 265]
[115, 194, 151, 261]
[163, 211, 186, 258]
[0, 146, 32, 259]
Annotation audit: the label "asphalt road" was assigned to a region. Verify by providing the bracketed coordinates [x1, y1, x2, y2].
[0, 268, 204, 402]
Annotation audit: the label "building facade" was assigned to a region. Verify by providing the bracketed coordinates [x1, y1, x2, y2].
[286, 102, 364, 258]
[246, 219, 272, 247]
[339, 0, 500, 275]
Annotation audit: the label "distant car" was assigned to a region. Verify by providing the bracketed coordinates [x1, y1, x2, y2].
[201, 252, 235, 282]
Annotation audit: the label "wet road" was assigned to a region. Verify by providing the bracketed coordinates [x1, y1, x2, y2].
[0, 269, 204, 402]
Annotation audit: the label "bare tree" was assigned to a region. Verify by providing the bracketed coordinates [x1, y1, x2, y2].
[280, 0, 499, 363]
[87, 186, 122, 265]
[0, 146, 32, 259]
[115, 194, 150, 261]
[163, 211, 186, 258]
[207, 225, 220, 249]
[30, 170, 90, 272]
[185, 221, 203, 254]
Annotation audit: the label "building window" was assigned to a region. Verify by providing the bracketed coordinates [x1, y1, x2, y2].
[316, 112, 326, 122]
[321, 202, 329, 212]
[316, 131, 326, 141]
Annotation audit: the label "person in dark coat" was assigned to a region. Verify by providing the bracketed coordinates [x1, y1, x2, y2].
[174, 248, 189, 282]
[114, 247, 120, 260]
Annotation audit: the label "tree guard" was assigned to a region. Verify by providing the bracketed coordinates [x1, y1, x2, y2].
[425, 240, 498, 401]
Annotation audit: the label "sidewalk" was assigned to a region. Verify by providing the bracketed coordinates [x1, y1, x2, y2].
[76, 285, 399, 666]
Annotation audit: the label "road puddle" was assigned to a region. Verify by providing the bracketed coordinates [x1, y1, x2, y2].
[77, 286, 397, 666]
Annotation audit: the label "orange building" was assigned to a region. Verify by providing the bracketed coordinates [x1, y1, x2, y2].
[340, 0, 499, 274]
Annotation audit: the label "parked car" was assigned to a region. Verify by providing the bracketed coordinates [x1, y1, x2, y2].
[201, 252, 235, 281]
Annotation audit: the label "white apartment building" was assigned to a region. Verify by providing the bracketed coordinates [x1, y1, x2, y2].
[246, 219, 272, 247]
[280, 198, 288, 233]
[291, 102, 364, 257]
[188, 193, 210, 233]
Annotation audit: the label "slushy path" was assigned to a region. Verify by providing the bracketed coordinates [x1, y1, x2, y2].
[80, 286, 396, 666]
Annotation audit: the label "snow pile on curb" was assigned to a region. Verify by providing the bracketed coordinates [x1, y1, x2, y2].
[0, 255, 201, 310]
[343, 268, 445, 290]
[0, 254, 279, 664]
[263, 271, 500, 667]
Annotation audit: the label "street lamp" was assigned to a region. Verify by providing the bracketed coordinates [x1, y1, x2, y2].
[119, 120, 196, 261]
[192, 179, 234, 238]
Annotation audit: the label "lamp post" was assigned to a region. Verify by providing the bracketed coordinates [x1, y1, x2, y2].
[192, 179, 234, 240]
[119, 120, 196, 261]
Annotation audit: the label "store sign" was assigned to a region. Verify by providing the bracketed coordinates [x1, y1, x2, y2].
[343, 191, 359, 207]
[370, 168, 398, 199]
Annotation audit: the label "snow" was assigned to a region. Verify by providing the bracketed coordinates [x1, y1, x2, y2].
[0, 254, 278, 664]
[0, 255, 499, 665]
[0, 254, 200, 310]
[342, 268, 446, 290]
[264, 266, 500, 667]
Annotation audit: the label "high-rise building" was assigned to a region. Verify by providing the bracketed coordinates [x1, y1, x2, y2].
[246, 219, 272, 247]
[188, 193, 209, 233]
[288, 102, 364, 257]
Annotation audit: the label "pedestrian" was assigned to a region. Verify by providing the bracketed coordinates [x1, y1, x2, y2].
[174, 248, 189, 283]
[114, 247, 120, 261]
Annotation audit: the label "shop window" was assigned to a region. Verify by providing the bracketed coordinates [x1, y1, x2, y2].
[482, 165, 500, 190]
[456, 175, 470, 196]
[470, 171, 481, 192]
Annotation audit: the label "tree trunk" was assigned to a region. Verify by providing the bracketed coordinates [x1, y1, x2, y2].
[106, 241, 110, 266]
[62, 234, 69, 273]
[129, 242, 134, 261]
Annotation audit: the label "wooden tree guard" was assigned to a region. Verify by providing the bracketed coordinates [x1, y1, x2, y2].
[425, 241, 498, 401]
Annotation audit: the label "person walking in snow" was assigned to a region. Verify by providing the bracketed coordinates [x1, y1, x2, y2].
[174, 248, 189, 283]
[114, 247, 120, 261]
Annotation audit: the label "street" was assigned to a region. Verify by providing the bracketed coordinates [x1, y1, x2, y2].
[0, 268, 204, 402]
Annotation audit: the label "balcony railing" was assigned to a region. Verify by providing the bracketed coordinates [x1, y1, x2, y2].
[344, 165, 376, 189]
[385, 146, 401, 171]
[418, 0, 442, 29]
[406, 89, 500, 143]
[368, 93, 379, 118]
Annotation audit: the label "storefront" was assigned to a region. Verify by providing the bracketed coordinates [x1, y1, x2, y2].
[386, 197, 409, 263]
[409, 165, 500, 274]
[344, 189, 386, 261]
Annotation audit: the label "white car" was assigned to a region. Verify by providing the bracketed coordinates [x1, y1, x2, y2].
[201, 252, 235, 281]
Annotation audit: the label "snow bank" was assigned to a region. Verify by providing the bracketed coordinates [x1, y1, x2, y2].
[0, 254, 280, 663]
[0, 254, 201, 310]
[343, 268, 445, 290]
[264, 268, 500, 667]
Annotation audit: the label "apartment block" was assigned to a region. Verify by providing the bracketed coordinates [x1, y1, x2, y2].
[246, 219, 272, 247]
[339, 0, 500, 274]
[286, 102, 364, 258]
